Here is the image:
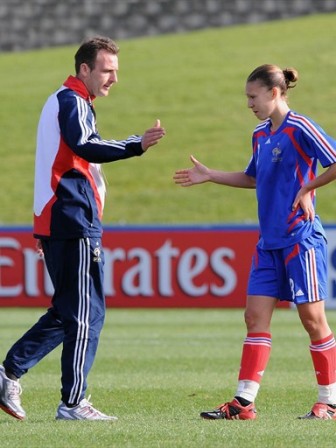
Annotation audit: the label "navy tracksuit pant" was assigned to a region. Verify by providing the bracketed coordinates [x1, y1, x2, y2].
[3, 237, 106, 406]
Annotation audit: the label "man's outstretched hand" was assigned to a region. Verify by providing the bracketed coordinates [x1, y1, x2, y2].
[141, 119, 166, 151]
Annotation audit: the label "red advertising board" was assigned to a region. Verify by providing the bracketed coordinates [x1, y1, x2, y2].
[0, 225, 289, 308]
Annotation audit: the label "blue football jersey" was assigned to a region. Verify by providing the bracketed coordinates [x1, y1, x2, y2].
[245, 111, 336, 249]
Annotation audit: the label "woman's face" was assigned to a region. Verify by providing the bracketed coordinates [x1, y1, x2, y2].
[245, 80, 277, 121]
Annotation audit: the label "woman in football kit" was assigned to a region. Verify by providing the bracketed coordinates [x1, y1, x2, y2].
[174, 64, 336, 420]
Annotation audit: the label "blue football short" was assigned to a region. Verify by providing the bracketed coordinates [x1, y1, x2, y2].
[247, 232, 327, 304]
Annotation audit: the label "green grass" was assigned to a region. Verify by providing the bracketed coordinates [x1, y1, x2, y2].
[1, 308, 336, 447]
[1, 13, 336, 225]
[2, 13, 336, 445]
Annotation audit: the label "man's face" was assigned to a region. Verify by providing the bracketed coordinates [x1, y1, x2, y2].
[81, 50, 119, 97]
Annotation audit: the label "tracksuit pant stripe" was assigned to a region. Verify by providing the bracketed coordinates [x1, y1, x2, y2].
[69, 238, 91, 404]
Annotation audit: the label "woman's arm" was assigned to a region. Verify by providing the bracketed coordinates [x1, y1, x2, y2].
[174, 155, 256, 188]
[292, 163, 336, 221]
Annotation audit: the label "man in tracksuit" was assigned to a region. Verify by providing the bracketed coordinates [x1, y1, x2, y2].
[0, 36, 165, 421]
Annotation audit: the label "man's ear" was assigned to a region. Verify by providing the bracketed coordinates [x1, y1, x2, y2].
[79, 63, 90, 78]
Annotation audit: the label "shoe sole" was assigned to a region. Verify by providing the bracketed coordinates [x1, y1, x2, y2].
[200, 413, 224, 420]
[0, 403, 25, 420]
[200, 411, 257, 420]
[56, 416, 118, 421]
[298, 414, 336, 420]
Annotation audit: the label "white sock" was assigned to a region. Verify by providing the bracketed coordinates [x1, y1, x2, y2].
[317, 383, 336, 404]
[235, 380, 260, 403]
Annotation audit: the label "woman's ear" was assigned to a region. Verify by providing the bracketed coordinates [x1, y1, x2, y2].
[271, 87, 279, 99]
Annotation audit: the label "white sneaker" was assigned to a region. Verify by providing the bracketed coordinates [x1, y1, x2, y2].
[0, 365, 26, 420]
[55, 396, 118, 421]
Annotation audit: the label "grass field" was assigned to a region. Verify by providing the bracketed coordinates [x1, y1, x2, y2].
[1, 308, 336, 447]
[1, 13, 336, 225]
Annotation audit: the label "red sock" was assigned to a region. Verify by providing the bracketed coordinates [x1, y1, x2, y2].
[310, 333, 336, 385]
[238, 333, 272, 382]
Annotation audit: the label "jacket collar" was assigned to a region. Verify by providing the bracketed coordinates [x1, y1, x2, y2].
[63, 75, 96, 102]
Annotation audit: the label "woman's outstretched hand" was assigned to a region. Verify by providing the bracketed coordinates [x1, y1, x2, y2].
[173, 155, 210, 187]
